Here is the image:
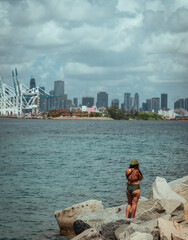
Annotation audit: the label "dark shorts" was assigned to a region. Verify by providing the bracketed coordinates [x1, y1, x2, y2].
[127, 184, 140, 194]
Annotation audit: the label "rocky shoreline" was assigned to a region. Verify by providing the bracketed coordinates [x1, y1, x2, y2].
[55, 176, 188, 240]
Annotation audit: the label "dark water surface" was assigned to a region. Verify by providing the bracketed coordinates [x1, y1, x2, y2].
[0, 119, 188, 239]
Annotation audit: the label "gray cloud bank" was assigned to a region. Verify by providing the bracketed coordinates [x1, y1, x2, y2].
[0, 0, 188, 107]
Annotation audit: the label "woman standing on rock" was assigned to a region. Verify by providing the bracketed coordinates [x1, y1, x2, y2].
[125, 159, 143, 218]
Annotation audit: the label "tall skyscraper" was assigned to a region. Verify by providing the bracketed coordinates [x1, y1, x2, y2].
[152, 97, 160, 113]
[96, 92, 108, 108]
[82, 97, 94, 107]
[185, 98, 188, 111]
[30, 78, 36, 89]
[111, 99, 119, 108]
[161, 93, 168, 109]
[124, 93, 131, 111]
[134, 93, 139, 111]
[130, 97, 135, 110]
[54, 80, 64, 96]
[73, 98, 78, 107]
[174, 99, 185, 109]
[142, 103, 147, 111]
[146, 99, 152, 111]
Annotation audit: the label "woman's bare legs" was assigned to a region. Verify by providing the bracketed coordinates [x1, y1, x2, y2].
[126, 191, 133, 218]
[126, 189, 141, 218]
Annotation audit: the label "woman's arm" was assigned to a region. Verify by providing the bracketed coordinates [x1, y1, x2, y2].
[137, 169, 143, 181]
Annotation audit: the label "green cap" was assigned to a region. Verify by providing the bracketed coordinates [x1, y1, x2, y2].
[131, 159, 139, 165]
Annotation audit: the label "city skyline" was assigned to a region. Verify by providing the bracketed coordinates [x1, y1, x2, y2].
[0, 0, 188, 109]
[37, 77, 188, 111]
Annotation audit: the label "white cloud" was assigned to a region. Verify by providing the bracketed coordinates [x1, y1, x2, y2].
[116, 0, 140, 14]
[65, 62, 105, 75]
[0, 0, 188, 102]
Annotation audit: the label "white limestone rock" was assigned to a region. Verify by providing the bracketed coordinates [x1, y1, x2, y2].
[157, 218, 188, 240]
[76, 205, 126, 232]
[135, 199, 166, 221]
[168, 176, 188, 188]
[115, 222, 156, 240]
[126, 232, 153, 240]
[100, 219, 142, 240]
[55, 200, 104, 232]
[172, 183, 188, 202]
[148, 176, 186, 203]
[72, 228, 107, 240]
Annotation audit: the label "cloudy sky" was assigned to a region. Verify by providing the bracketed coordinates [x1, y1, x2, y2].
[0, 0, 188, 108]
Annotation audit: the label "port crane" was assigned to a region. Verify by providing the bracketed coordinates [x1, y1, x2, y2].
[0, 69, 48, 116]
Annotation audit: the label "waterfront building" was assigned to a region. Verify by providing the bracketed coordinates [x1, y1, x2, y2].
[152, 97, 160, 113]
[73, 98, 78, 108]
[134, 93, 139, 111]
[30, 78, 36, 89]
[124, 93, 131, 111]
[82, 97, 94, 108]
[49, 90, 54, 95]
[130, 97, 135, 110]
[65, 99, 72, 109]
[39, 94, 68, 112]
[111, 99, 119, 108]
[142, 103, 147, 111]
[96, 92, 108, 108]
[174, 99, 185, 109]
[185, 98, 188, 111]
[86, 106, 97, 114]
[146, 99, 152, 112]
[54, 80, 64, 95]
[161, 93, 168, 109]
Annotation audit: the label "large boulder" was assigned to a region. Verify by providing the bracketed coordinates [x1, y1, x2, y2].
[76, 205, 126, 231]
[157, 218, 188, 240]
[168, 176, 188, 188]
[99, 219, 141, 240]
[170, 180, 188, 221]
[125, 232, 153, 240]
[135, 199, 166, 221]
[172, 183, 188, 201]
[73, 220, 91, 235]
[71, 228, 107, 240]
[170, 202, 185, 222]
[55, 200, 104, 234]
[115, 222, 156, 240]
[140, 214, 171, 229]
[148, 177, 186, 203]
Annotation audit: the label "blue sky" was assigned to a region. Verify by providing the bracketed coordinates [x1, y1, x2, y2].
[0, 0, 188, 108]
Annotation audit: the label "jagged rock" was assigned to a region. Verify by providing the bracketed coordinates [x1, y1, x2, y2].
[172, 183, 188, 202]
[168, 176, 188, 188]
[115, 222, 157, 240]
[170, 202, 185, 222]
[148, 177, 186, 203]
[157, 218, 188, 240]
[99, 219, 141, 240]
[71, 228, 107, 240]
[126, 232, 153, 240]
[76, 205, 126, 231]
[135, 199, 166, 221]
[73, 220, 91, 235]
[55, 200, 104, 234]
[141, 214, 170, 228]
[136, 198, 185, 223]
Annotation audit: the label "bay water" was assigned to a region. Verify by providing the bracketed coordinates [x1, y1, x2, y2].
[0, 119, 187, 240]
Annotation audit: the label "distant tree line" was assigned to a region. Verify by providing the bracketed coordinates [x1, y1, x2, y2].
[47, 107, 163, 120]
[106, 106, 163, 120]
